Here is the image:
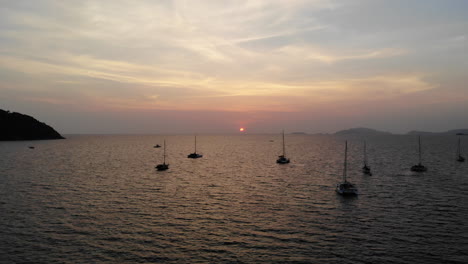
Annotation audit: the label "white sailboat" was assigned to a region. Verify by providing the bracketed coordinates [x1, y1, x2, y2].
[362, 141, 372, 175]
[457, 137, 465, 162]
[336, 141, 358, 195]
[187, 135, 203, 159]
[155, 140, 169, 171]
[411, 135, 427, 172]
[276, 130, 290, 164]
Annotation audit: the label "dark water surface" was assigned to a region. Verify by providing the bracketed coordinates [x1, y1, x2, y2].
[1, 134, 467, 263]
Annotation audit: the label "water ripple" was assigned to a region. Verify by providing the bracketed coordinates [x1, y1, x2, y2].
[1, 134, 467, 263]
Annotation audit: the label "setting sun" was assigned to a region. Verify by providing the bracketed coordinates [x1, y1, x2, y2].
[239, 127, 245, 132]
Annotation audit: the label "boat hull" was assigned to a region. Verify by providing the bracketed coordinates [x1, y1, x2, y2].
[276, 156, 290, 164]
[156, 164, 169, 171]
[411, 164, 427, 172]
[336, 183, 358, 196]
[187, 153, 203, 159]
[336, 190, 358, 196]
[362, 166, 372, 175]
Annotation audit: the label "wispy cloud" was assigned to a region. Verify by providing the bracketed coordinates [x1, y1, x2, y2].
[1, 0, 467, 132]
[277, 45, 407, 63]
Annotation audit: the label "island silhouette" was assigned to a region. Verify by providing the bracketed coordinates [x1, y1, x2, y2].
[0, 109, 64, 141]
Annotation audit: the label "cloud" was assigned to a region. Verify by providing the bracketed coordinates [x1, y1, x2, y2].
[277, 45, 407, 64]
[0, 48, 435, 113]
[1, 0, 467, 133]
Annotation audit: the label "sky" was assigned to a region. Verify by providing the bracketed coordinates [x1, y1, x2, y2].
[1, 0, 468, 134]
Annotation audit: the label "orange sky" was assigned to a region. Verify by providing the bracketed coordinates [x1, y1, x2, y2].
[1, 1, 468, 133]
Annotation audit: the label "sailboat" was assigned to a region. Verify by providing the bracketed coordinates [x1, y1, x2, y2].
[155, 140, 169, 171]
[336, 141, 358, 195]
[187, 135, 203, 159]
[411, 135, 427, 172]
[457, 137, 465, 162]
[276, 130, 290, 164]
[362, 141, 372, 175]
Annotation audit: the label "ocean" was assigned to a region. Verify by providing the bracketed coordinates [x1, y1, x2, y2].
[1, 134, 467, 263]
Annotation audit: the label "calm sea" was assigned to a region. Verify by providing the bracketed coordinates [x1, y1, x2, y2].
[1, 134, 467, 263]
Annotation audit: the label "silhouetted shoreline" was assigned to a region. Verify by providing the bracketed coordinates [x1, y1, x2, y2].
[334, 127, 468, 136]
[0, 109, 65, 141]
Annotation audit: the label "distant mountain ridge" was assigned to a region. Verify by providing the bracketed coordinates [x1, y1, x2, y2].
[334, 127, 392, 135]
[407, 129, 468, 135]
[334, 127, 468, 136]
[0, 109, 65, 140]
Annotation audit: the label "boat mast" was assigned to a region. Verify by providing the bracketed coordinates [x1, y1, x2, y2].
[457, 137, 461, 158]
[163, 139, 166, 164]
[364, 141, 367, 167]
[194, 135, 197, 153]
[343, 141, 348, 182]
[282, 130, 286, 156]
[418, 136, 422, 165]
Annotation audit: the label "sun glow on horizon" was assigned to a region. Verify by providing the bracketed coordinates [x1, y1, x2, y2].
[0, 1, 467, 134]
